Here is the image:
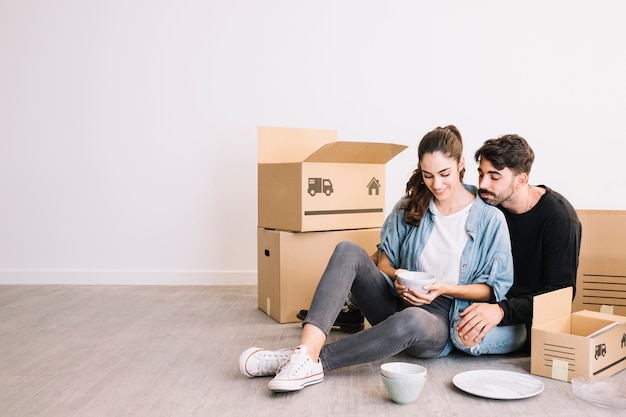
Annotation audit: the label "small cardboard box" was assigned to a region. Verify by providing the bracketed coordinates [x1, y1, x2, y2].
[258, 126, 407, 232]
[531, 287, 626, 382]
[573, 210, 626, 316]
[257, 227, 380, 323]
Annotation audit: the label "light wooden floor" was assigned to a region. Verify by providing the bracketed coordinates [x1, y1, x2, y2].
[1, 285, 624, 417]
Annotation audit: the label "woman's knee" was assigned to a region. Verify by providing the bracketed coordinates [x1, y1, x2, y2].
[329, 241, 372, 273]
[334, 241, 368, 259]
[451, 323, 528, 356]
[450, 327, 480, 355]
[395, 309, 448, 357]
[392, 308, 446, 338]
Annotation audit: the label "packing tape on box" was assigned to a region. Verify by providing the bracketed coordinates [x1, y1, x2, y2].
[600, 305, 614, 315]
[552, 359, 569, 381]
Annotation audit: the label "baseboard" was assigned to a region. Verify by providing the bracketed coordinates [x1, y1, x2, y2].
[0, 270, 257, 285]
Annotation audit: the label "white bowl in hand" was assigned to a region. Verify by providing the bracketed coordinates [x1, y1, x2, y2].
[396, 271, 436, 294]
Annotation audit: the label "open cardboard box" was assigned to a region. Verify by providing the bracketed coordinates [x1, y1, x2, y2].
[531, 287, 626, 382]
[258, 126, 407, 232]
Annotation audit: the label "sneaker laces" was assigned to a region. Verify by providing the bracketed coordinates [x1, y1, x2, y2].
[279, 346, 312, 377]
[256, 349, 292, 373]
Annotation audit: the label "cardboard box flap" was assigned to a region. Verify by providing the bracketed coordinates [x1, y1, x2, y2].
[258, 126, 338, 163]
[304, 141, 407, 164]
[533, 287, 574, 327]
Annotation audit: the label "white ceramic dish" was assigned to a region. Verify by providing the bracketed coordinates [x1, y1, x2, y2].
[396, 271, 435, 294]
[452, 370, 544, 400]
[380, 362, 427, 380]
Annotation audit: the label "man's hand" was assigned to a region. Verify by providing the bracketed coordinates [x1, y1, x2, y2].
[456, 302, 504, 343]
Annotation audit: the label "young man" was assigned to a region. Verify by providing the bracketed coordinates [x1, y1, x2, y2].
[454, 134, 582, 353]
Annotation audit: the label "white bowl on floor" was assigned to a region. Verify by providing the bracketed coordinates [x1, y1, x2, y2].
[380, 364, 428, 405]
[380, 362, 428, 380]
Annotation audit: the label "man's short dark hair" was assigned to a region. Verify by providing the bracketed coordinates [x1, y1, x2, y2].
[474, 134, 535, 175]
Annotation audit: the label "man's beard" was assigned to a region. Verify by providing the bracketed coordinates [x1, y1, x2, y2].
[478, 189, 507, 206]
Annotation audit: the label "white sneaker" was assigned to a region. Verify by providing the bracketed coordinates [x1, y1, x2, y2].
[267, 345, 324, 392]
[239, 347, 293, 377]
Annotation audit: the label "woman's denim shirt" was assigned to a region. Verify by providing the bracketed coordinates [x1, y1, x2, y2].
[378, 184, 513, 357]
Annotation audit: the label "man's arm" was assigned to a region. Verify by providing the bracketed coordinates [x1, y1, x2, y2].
[501, 215, 581, 325]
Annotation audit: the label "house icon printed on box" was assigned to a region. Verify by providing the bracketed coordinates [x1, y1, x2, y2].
[367, 178, 381, 196]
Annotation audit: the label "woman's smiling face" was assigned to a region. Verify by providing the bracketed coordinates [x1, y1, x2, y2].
[420, 151, 464, 202]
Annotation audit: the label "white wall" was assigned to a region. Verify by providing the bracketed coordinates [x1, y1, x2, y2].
[1, 1, 625, 285]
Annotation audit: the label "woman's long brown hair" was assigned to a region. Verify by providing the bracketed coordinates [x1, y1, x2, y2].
[400, 125, 465, 226]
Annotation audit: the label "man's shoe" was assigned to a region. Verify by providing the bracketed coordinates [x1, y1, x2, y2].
[267, 345, 324, 392]
[296, 309, 364, 333]
[239, 347, 293, 377]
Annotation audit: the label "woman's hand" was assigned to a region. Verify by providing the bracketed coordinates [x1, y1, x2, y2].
[396, 280, 445, 306]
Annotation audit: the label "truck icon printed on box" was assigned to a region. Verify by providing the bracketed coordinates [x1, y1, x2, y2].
[594, 343, 607, 360]
[308, 178, 333, 196]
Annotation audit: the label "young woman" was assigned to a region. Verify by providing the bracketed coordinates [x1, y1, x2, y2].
[239, 125, 513, 392]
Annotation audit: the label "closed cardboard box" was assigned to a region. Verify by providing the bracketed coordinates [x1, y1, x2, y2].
[573, 210, 626, 316]
[531, 287, 626, 382]
[258, 126, 406, 232]
[257, 227, 381, 323]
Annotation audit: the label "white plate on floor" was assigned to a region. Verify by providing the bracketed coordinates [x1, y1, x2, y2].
[453, 370, 544, 400]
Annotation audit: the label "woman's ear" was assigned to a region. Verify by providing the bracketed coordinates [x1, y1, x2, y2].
[458, 156, 466, 181]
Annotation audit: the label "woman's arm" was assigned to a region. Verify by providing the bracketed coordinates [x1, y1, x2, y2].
[377, 250, 416, 300]
[439, 282, 492, 302]
[401, 282, 493, 307]
[379, 247, 494, 305]
[376, 251, 398, 281]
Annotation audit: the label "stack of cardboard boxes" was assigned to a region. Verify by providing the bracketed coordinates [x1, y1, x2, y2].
[257, 126, 407, 323]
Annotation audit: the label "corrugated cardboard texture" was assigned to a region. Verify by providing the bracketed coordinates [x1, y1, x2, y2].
[305, 141, 408, 164]
[257, 227, 381, 323]
[258, 126, 338, 164]
[573, 210, 626, 315]
[533, 287, 573, 326]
